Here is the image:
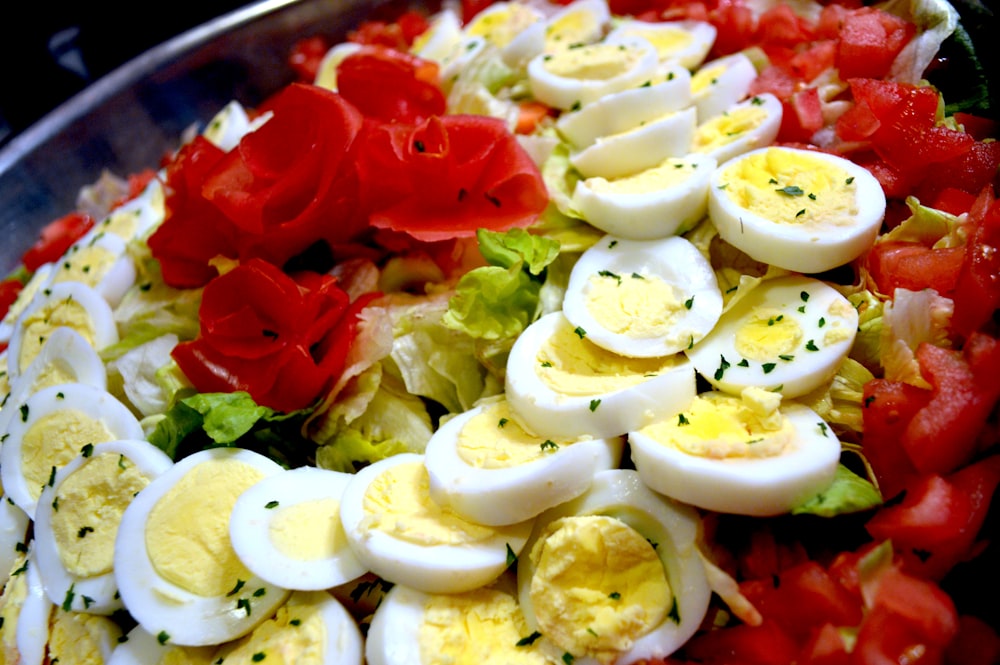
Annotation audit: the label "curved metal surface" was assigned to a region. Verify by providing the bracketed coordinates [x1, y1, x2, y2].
[0, 0, 395, 274]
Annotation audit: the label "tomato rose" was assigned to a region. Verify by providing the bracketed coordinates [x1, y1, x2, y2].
[358, 114, 549, 242]
[171, 259, 372, 412]
[336, 45, 445, 124]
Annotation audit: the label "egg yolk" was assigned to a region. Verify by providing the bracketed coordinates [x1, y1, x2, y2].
[544, 44, 644, 81]
[362, 461, 516, 546]
[637, 390, 793, 458]
[17, 298, 98, 371]
[456, 401, 567, 469]
[691, 63, 727, 94]
[22, 410, 115, 501]
[51, 452, 151, 577]
[0, 553, 29, 654]
[620, 26, 693, 61]
[691, 105, 767, 153]
[585, 271, 686, 339]
[28, 358, 77, 393]
[734, 306, 803, 360]
[546, 9, 601, 50]
[584, 158, 698, 195]
[48, 244, 117, 290]
[718, 147, 859, 225]
[419, 587, 550, 664]
[270, 498, 349, 562]
[47, 611, 122, 665]
[158, 646, 220, 665]
[528, 515, 671, 663]
[536, 319, 677, 396]
[1, 269, 49, 327]
[145, 458, 263, 597]
[466, 5, 539, 47]
[219, 595, 327, 665]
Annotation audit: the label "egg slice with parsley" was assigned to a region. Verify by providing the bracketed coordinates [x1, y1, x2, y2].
[0, 550, 52, 665]
[707, 145, 887, 273]
[630, 389, 842, 515]
[423, 398, 624, 526]
[572, 153, 716, 239]
[0, 497, 30, 590]
[462, 2, 545, 67]
[517, 469, 711, 665]
[32, 439, 173, 614]
[0, 383, 144, 518]
[684, 275, 859, 398]
[339, 453, 534, 595]
[561, 235, 723, 357]
[605, 19, 716, 69]
[690, 92, 782, 165]
[114, 447, 290, 647]
[42, 232, 135, 308]
[504, 311, 696, 440]
[543, 0, 612, 52]
[80, 176, 164, 246]
[228, 465, 367, 592]
[690, 52, 758, 121]
[0, 264, 54, 346]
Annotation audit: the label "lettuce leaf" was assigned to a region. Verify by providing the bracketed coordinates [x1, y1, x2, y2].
[878, 196, 967, 249]
[792, 464, 883, 517]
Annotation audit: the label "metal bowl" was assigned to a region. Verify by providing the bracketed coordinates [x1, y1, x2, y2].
[0, 0, 402, 275]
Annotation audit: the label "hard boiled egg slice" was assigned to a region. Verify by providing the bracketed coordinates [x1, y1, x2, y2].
[527, 35, 660, 111]
[5, 281, 118, 382]
[423, 399, 624, 526]
[0, 263, 54, 346]
[543, 0, 612, 51]
[708, 145, 887, 273]
[629, 389, 841, 516]
[2, 551, 53, 665]
[411, 8, 464, 63]
[562, 235, 724, 357]
[690, 92, 782, 165]
[462, 2, 545, 67]
[556, 63, 692, 148]
[202, 100, 263, 153]
[504, 311, 697, 440]
[45, 602, 123, 665]
[569, 105, 697, 179]
[228, 465, 367, 591]
[0, 383, 144, 518]
[572, 152, 716, 239]
[82, 176, 165, 246]
[114, 447, 290, 647]
[32, 439, 173, 614]
[691, 52, 759, 122]
[685, 275, 859, 398]
[43, 231, 136, 308]
[517, 469, 711, 665]
[366, 580, 549, 665]
[606, 19, 717, 69]
[339, 453, 534, 595]
[0, 496, 30, 590]
[107, 625, 218, 665]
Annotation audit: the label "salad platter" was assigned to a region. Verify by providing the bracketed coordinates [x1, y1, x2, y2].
[0, 0, 998, 663]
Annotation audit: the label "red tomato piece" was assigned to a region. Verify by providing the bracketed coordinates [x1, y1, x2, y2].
[0, 279, 23, 321]
[288, 36, 329, 83]
[861, 378, 928, 499]
[787, 40, 837, 82]
[927, 187, 977, 216]
[709, 0, 757, 58]
[952, 187, 1000, 336]
[748, 64, 801, 101]
[779, 87, 824, 142]
[797, 623, 850, 665]
[336, 45, 445, 124]
[756, 4, 814, 50]
[865, 241, 965, 297]
[20, 211, 95, 273]
[682, 619, 800, 665]
[836, 8, 916, 80]
[946, 615, 1000, 665]
[955, 112, 999, 141]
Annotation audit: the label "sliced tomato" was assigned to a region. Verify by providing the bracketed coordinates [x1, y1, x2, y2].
[928, 187, 977, 216]
[861, 378, 928, 499]
[952, 187, 1000, 336]
[946, 615, 1000, 665]
[756, 4, 814, 50]
[708, 0, 757, 58]
[954, 112, 998, 141]
[336, 45, 445, 124]
[779, 87, 824, 142]
[835, 8, 916, 80]
[797, 623, 850, 665]
[682, 619, 800, 665]
[20, 211, 95, 273]
[865, 241, 965, 297]
[347, 10, 430, 50]
[786, 40, 837, 82]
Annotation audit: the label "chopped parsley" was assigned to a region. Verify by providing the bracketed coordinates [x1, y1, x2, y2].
[80, 443, 94, 457]
[237, 598, 252, 616]
[714, 355, 731, 381]
[762, 363, 777, 373]
[226, 579, 246, 597]
[776, 185, 805, 196]
[589, 399, 601, 412]
[806, 340, 819, 351]
[252, 653, 266, 662]
[684, 296, 695, 309]
[506, 543, 518, 568]
[573, 326, 587, 339]
[668, 597, 681, 624]
[678, 413, 690, 426]
[157, 631, 170, 645]
[800, 291, 810, 302]
[498, 418, 509, 428]
[778, 354, 794, 361]
[265, 500, 279, 509]
[845, 176, 855, 185]
[541, 440, 559, 452]
[609, 591, 621, 600]
[599, 269, 622, 285]
[62, 584, 76, 611]
[737, 358, 750, 367]
[77, 526, 94, 538]
[516, 631, 543, 647]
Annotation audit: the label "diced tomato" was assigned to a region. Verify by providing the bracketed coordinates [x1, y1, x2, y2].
[682, 619, 801, 665]
[946, 615, 1000, 665]
[916, 140, 1000, 204]
[797, 623, 850, 665]
[954, 112, 998, 141]
[708, 0, 757, 58]
[748, 65, 801, 101]
[459, 0, 497, 23]
[779, 87, 824, 142]
[20, 211, 95, 273]
[928, 187, 977, 216]
[347, 10, 430, 50]
[756, 4, 814, 50]
[515, 100, 556, 135]
[952, 187, 1000, 336]
[288, 36, 329, 83]
[865, 241, 965, 297]
[815, 3, 850, 40]
[0, 278, 23, 320]
[861, 378, 928, 499]
[836, 8, 916, 80]
[786, 40, 837, 82]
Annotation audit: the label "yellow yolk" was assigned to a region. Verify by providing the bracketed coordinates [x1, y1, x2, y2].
[0, 554, 30, 658]
[21, 410, 115, 501]
[528, 515, 671, 663]
[585, 272, 686, 339]
[691, 105, 767, 153]
[637, 390, 793, 458]
[362, 461, 519, 546]
[618, 26, 693, 61]
[16, 298, 98, 371]
[543, 44, 643, 80]
[717, 147, 859, 226]
[269, 498, 348, 562]
[26, 359, 76, 393]
[691, 64, 727, 93]
[158, 646, 220, 665]
[419, 588, 550, 664]
[145, 458, 263, 597]
[536, 320, 678, 396]
[0, 356, 9, 404]
[1, 270, 48, 327]
[48, 244, 117, 290]
[584, 158, 699, 195]
[47, 611, 122, 665]
[456, 401, 566, 469]
[465, 5, 539, 47]
[51, 452, 152, 577]
[546, 9, 602, 50]
[217, 595, 327, 665]
[734, 306, 803, 360]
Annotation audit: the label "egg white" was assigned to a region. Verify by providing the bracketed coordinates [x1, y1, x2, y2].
[313, 42, 363, 91]
[339, 453, 534, 594]
[543, 0, 612, 51]
[691, 52, 759, 122]
[41, 231, 135, 309]
[32, 439, 174, 614]
[504, 311, 697, 439]
[516, 469, 711, 665]
[411, 8, 464, 63]
[461, 1, 545, 68]
[80, 176, 165, 246]
[107, 625, 218, 665]
[0, 496, 30, 589]
[0, 263, 55, 346]
[605, 19, 717, 69]
[707, 145, 887, 273]
[690, 92, 783, 165]
[423, 400, 624, 526]
[228, 465, 367, 591]
[11, 551, 53, 665]
[684, 275, 859, 398]
[201, 100, 262, 153]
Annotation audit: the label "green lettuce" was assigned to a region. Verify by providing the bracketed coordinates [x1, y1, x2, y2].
[792, 464, 883, 517]
[878, 196, 967, 249]
[800, 358, 875, 434]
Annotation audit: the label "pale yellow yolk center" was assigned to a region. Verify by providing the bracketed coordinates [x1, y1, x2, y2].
[637, 390, 793, 458]
[47, 612, 123, 665]
[270, 498, 348, 562]
[546, 11, 599, 50]
[0, 554, 29, 653]
[30, 360, 77, 393]
[49, 245, 116, 290]
[466, 7, 538, 47]
[624, 27, 692, 60]
[734, 306, 802, 360]
[103, 204, 148, 241]
[145, 459, 263, 597]
[22, 410, 115, 501]
[218, 596, 327, 665]
[586, 272, 685, 339]
[718, 147, 859, 225]
[361, 462, 510, 546]
[692, 106, 767, 153]
[18, 299, 97, 371]
[536, 321, 677, 396]
[544, 44, 643, 80]
[418, 588, 550, 665]
[51, 452, 151, 577]
[691, 63, 727, 94]
[456, 401, 565, 469]
[529, 515, 671, 663]
[585, 158, 698, 195]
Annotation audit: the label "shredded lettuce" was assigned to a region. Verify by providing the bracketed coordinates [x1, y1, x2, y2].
[880, 287, 954, 386]
[445, 43, 521, 128]
[792, 464, 883, 516]
[881, 0, 959, 85]
[799, 358, 875, 434]
[878, 196, 967, 249]
[105, 333, 183, 417]
[848, 289, 885, 375]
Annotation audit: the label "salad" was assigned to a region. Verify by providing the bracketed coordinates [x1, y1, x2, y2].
[0, 0, 998, 662]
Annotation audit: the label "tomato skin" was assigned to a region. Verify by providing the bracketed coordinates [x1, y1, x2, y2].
[945, 615, 1000, 665]
[865, 241, 965, 298]
[779, 87, 824, 143]
[861, 379, 928, 499]
[0, 279, 23, 321]
[952, 187, 1000, 337]
[288, 36, 329, 82]
[20, 211, 95, 273]
[835, 8, 915, 80]
[682, 619, 801, 665]
[336, 45, 445, 124]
